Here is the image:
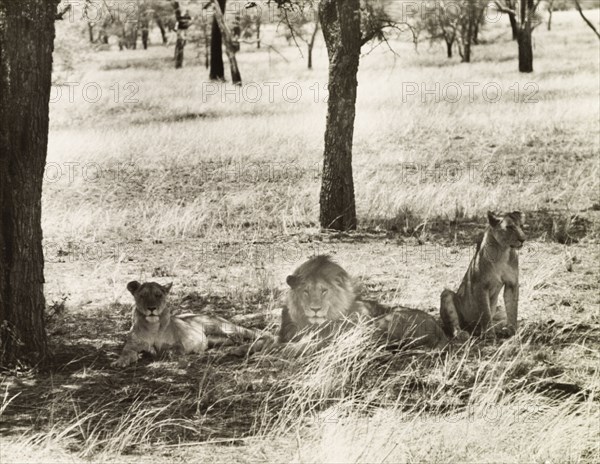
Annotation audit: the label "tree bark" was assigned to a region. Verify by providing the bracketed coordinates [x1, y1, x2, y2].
[517, 0, 534, 72]
[175, 32, 185, 68]
[517, 26, 533, 72]
[0, 0, 57, 365]
[462, 0, 475, 62]
[256, 16, 261, 49]
[318, 0, 360, 231]
[211, 0, 241, 85]
[446, 39, 453, 58]
[87, 22, 95, 42]
[209, 0, 226, 80]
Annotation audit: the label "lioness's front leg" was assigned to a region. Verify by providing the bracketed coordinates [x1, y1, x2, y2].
[499, 283, 518, 337]
[475, 290, 494, 337]
[112, 333, 153, 367]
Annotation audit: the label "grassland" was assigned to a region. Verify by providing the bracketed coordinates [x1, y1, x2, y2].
[1, 7, 599, 464]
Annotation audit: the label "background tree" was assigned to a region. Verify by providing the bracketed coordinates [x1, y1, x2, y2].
[0, 0, 59, 365]
[421, 1, 462, 58]
[280, 2, 320, 69]
[209, 0, 226, 80]
[210, 0, 242, 84]
[496, 0, 542, 72]
[173, 2, 191, 69]
[318, 0, 362, 230]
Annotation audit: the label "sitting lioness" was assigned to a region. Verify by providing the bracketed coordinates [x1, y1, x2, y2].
[280, 255, 447, 349]
[440, 211, 525, 340]
[112, 281, 266, 367]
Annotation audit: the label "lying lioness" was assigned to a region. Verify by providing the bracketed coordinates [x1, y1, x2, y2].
[112, 281, 266, 367]
[440, 211, 525, 340]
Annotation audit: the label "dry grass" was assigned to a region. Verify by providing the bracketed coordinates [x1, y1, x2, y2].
[1, 7, 599, 464]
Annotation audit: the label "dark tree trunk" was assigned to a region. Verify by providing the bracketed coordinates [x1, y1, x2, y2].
[517, 27, 533, 72]
[0, 0, 56, 366]
[256, 16, 261, 49]
[517, 0, 534, 72]
[472, 19, 480, 44]
[156, 17, 168, 44]
[209, 0, 226, 80]
[202, 20, 210, 69]
[211, 0, 241, 85]
[446, 40, 453, 58]
[547, 9, 553, 31]
[142, 29, 149, 49]
[508, 12, 518, 40]
[462, 0, 475, 62]
[175, 32, 185, 68]
[318, 0, 360, 231]
[87, 22, 95, 42]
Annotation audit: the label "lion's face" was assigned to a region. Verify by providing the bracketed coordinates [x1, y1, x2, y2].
[487, 211, 526, 249]
[286, 256, 356, 326]
[127, 281, 172, 324]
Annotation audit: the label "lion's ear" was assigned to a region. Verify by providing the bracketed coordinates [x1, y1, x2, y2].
[286, 275, 299, 288]
[487, 211, 501, 227]
[127, 281, 141, 295]
[162, 282, 173, 294]
[512, 211, 524, 224]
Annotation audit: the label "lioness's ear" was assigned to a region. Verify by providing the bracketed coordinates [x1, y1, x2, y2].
[512, 211, 524, 224]
[286, 275, 299, 288]
[162, 282, 173, 293]
[127, 281, 141, 295]
[487, 211, 501, 227]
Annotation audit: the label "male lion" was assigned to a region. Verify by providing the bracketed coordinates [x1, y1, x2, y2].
[112, 281, 265, 367]
[280, 255, 447, 349]
[440, 211, 526, 340]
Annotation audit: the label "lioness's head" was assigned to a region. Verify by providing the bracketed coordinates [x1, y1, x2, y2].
[487, 211, 526, 249]
[127, 281, 172, 323]
[286, 255, 356, 326]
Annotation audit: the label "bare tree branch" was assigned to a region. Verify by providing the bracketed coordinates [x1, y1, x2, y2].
[574, 0, 600, 39]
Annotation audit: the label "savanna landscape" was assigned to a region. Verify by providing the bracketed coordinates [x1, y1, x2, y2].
[1, 1, 599, 463]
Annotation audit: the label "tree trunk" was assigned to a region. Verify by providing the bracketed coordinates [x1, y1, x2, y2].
[462, 0, 475, 62]
[518, 0, 534, 72]
[472, 18, 480, 44]
[446, 39, 453, 58]
[209, 0, 226, 80]
[0, 0, 56, 366]
[175, 31, 185, 68]
[202, 20, 210, 69]
[141, 29, 149, 49]
[211, 0, 241, 85]
[547, 9, 553, 31]
[517, 27, 533, 72]
[508, 12, 518, 40]
[318, 0, 360, 231]
[156, 17, 167, 44]
[87, 22, 95, 42]
[256, 16, 261, 49]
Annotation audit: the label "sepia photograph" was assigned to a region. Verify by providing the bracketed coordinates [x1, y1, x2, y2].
[0, 0, 598, 462]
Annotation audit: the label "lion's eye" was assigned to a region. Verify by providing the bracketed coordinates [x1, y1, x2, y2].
[321, 289, 328, 295]
[303, 290, 309, 296]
